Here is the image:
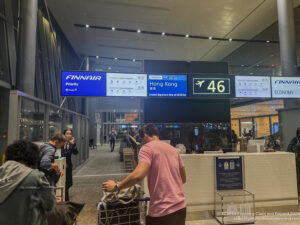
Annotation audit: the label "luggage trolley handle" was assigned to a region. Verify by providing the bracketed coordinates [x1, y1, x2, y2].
[98, 197, 150, 207]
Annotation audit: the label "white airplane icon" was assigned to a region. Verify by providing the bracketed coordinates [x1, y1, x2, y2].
[195, 80, 205, 87]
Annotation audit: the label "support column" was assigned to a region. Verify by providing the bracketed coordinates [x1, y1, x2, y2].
[85, 56, 90, 71]
[277, 0, 299, 108]
[277, 0, 298, 76]
[17, 0, 38, 95]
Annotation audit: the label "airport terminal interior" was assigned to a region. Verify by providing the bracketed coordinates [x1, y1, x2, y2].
[1, 0, 300, 224]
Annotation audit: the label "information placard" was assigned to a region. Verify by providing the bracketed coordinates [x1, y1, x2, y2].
[216, 156, 243, 190]
[106, 73, 147, 97]
[148, 74, 187, 97]
[235, 76, 271, 98]
[189, 75, 234, 98]
[61, 71, 106, 96]
[272, 77, 300, 98]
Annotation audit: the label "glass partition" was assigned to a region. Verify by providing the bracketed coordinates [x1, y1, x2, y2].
[8, 91, 89, 169]
[20, 98, 45, 142]
[49, 108, 62, 139]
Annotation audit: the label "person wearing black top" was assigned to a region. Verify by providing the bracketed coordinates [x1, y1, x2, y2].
[61, 129, 78, 201]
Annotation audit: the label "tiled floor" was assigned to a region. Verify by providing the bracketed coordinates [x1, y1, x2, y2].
[70, 144, 300, 225]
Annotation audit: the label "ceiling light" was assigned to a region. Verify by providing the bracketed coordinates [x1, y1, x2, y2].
[241, 64, 245, 67]
[85, 24, 89, 28]
[229, 38, 232, 42]
[137, 29, 141, 33]
[133, 59, 136, 62]
[266, 40, 270, 43]
[96, 56, 99, 59]
[108, 67, 112, 70]
[162, 32, 165, 36]
[208, 36, 213, 40]
[114, 57, 118, 60]
[112, 27, 116, 31]
[185, 34, 189, 38]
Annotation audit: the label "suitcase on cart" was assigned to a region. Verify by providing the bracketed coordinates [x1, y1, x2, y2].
[97, 197, 150, 225]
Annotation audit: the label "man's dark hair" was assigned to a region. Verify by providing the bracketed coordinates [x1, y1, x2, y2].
[142, 124, 159, 137]
[63, 129, 72, 135]
[50, 134, 66, 143]
[5, 140, 40, 168]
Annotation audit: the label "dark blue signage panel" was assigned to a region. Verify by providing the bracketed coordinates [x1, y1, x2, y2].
[216, 156, 243, 190]
[148, 74, 187, 97]
[189, 75, 234, 98]
[61, 71, 106, 96]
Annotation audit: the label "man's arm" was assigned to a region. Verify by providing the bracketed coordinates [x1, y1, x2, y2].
[102, 161, 150, 192]
[180, 166, 186, 184]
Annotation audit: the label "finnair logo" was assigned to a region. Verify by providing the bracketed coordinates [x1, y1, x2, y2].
[66, 75, 102, 81]
[275, 80, 300, 85]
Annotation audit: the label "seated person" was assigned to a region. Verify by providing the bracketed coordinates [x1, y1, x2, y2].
[0, 140, 56, 225]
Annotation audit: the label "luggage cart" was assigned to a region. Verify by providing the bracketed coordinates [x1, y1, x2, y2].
[97, 197, 150, 225]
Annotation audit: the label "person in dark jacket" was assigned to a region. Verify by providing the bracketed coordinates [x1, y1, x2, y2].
[0, 140, 56, 225]
[39, 134, 66, 186]
[287, 127, 300, 193]
[62, 129, 79, 201]
[287, 127, 300, 153]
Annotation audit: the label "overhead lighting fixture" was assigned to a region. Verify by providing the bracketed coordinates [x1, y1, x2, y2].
[108, 67, 112, 70]
[133, 59, 136, 62]
[75, 24, 279, 44]
[96, 56, 99, 59]
[114, 57, 118, 60]
[241, 64, 245, 67]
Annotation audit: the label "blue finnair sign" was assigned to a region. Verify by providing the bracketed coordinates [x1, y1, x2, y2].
[61, 71, 106, 96]
[272, 77, 300, 98]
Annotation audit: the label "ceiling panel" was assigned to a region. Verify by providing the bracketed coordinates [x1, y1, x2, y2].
[47, 0, 300, 66]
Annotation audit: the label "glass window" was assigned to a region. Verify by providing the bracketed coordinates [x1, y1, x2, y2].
[49, 108, 62, 139]
[240, 118, 253, 137]
[271, 116, 279, 134]
[0, 20, 10, 83]
[19, 98, 45, 142]
[254, 117, 270, 138]
[0, 0, 4, 14]
[231, 119, 240, 137]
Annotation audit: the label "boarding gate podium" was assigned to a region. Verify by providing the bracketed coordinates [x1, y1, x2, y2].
[214, 156, 255, 225]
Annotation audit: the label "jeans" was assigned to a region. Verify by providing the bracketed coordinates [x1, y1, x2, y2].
[146, 207, 186, 225]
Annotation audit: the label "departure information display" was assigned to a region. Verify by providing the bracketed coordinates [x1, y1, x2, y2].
[235, 76, 271, 98]
[61, 71, 106, 96]
[106, 73, 147, 96]
[272, 77, 300, 98]
[189, 75, 234, 98]
[148, 74, 187, 97]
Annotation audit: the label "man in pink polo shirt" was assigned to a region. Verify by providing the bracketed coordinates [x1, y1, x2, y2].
[102, 124, 187, 225]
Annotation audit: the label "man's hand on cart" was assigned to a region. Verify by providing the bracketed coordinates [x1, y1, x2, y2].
[102, 180, 117, 192]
